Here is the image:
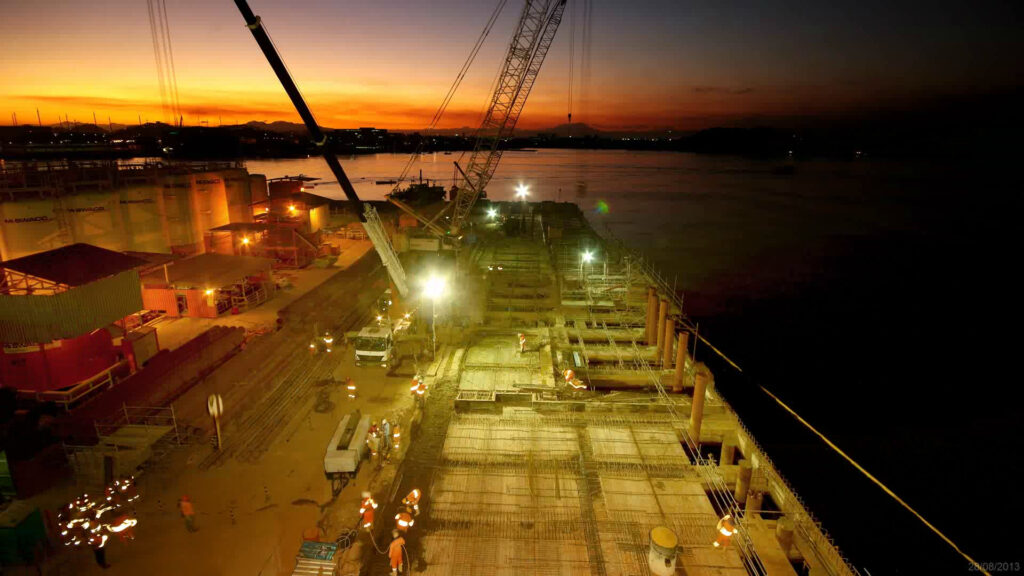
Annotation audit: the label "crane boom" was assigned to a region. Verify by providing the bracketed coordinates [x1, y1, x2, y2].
[233, 0, 409, 297]
[449, 0, 568, 235]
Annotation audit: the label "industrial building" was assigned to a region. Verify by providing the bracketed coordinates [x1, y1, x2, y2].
[139, 252, 276, 318]
[0, 160, 263, 261]
[0, 244, 157, 402]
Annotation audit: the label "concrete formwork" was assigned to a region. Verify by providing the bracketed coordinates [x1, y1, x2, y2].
[394, 207, 841, 576]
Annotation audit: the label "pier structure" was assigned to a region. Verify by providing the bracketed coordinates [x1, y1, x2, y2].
[369, 201, 861, 576]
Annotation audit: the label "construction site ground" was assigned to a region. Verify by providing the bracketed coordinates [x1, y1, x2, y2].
[9, 205, 846, 576]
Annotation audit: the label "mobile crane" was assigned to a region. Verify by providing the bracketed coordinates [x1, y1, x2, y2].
[233, 0, 568, 298]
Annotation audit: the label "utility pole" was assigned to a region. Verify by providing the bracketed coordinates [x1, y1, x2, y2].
[36, 108, 42, 126]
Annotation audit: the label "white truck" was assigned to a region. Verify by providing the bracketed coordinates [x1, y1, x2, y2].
[353, 316, 411, 368]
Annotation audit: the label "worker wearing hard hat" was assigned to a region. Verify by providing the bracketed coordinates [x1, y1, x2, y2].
[518, 333, 527, 353]
[395, 508, 415, 533]
[359, 492, 378, 530]
[345, 377, 357, 399]
[388, 529, 406, 575]
[392, 424, 402, 451]
[402, 488, 422, 516]
[713, 514, 736, 548]
[366, 422, 381, 463]
[409, 374, 427, 399]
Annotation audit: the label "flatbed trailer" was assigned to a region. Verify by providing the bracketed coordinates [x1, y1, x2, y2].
[323, 410, 370, 496]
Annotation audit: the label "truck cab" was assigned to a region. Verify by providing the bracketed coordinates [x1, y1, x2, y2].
[354, 325, 394, 367]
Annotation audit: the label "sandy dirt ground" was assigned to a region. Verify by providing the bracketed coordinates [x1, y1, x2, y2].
[6, 241, 430, 576]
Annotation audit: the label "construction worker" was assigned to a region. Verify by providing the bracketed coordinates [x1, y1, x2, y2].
[366, 421, 381, 461]
[345, 377, 357, 399]
[382, 419, 392, 455]
[394, 509, 415, 533]
[713, 514, 736, 548]
[178, 495, 196, 532]
[518, 332, 527, 353]
[562, 368, 575, 383]
[359, 492, 378, 530]
[409, 374, 427, 399]
[388, 529, 406, 575]
[392, 424, 402, 451]
[401, 488, 422, 516]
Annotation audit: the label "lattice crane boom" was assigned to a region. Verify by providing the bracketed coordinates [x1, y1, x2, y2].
[448, 0, 568, 235]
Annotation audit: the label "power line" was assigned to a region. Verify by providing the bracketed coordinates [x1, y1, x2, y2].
[757, 384, 991, 576]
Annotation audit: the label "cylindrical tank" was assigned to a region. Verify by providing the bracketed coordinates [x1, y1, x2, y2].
[224, 168, 253, 223]
[647, 526, 677, 576]
[0, 198, 62, 260]
[249, 173, 268, 205]
[62, 191, 126, 252]
[192, 170, 230, 236]
[119, 182, 169, 253]
[161, 173, 197, 252]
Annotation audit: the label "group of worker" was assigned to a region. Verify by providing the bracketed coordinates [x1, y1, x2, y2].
[366, 418, 402, 464]
[360, 488, 422, 575]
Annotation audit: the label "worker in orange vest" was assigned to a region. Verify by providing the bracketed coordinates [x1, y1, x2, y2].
[178, 495, 196, 532]
[562, 368, 575, 383]
[394, 509, 415, 533]
[401, 488, 422, 516]
[359, 492, 378, 530]
[345, 377, 357, 399]
[388, 529, 406, 575]
[392, 424, 402, 451]
[409, 375, 427, 399]
[713, 513, 736, 548]
[518, 333, 527, 353]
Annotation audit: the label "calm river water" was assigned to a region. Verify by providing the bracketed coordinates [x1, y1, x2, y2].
[248, 150, 1020, 574]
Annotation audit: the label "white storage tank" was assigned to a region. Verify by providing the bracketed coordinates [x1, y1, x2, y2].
[119, 182, 170, 253]
[61, 190, 126, 252]
[0, 198, 62, 260]
[249, 173, 268, 205]
[161, 172, 197, 253]
[191, 171, 230, 237]
[224, 168, 253, 223]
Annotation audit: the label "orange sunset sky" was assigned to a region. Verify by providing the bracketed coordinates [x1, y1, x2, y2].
[0, 0, 1020, 132]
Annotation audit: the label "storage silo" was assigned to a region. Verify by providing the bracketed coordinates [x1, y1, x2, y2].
[191, 170, 230, 236]
[161, 172, 198, 254]
[61, 191, 126, 252]
[119, 181, 170, 253]
[249, 173, 268, 205]
[0, 198, 62, 260]
[224, 168, 253, 223]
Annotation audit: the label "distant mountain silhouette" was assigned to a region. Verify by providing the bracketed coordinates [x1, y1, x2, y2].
[532, 122, 603, 137]
[241, 120, 309, 134]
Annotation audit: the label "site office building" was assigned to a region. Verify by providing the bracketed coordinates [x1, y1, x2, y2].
[0, 244, 157, 393]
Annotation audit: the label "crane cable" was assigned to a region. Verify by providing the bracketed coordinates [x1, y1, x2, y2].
[756, 384, 991, 576]
[391, 0, 509, 193]
[145, 0, 168, 123]
[146, 0, 182, 125]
